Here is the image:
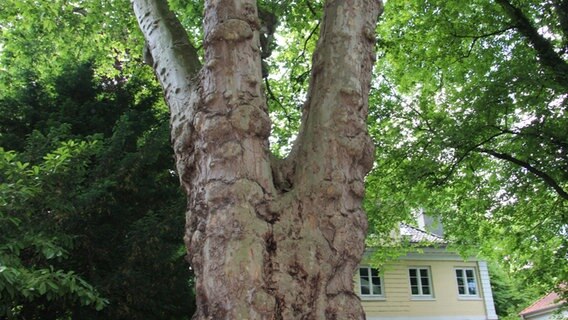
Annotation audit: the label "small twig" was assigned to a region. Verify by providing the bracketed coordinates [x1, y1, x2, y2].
[264, 77, 293, 124]
[432, 130, 509, 187]
[290, 20, 320, 90]
[292, 21, 320, 66]
[304, 0, 317, 17]
[450, 26, 516, 39]
[450, 26, 516, 61]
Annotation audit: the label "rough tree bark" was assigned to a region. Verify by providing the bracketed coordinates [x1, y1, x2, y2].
[133, 0, 382, 318]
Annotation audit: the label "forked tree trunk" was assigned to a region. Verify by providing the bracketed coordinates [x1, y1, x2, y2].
[133, 0, 382, 318]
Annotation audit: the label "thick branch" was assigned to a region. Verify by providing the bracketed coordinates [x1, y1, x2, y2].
[478, 148, 568, 200]
[290, 0, 383, 189]
[496, 0, 568, 89]
[132, 0, 201, 116]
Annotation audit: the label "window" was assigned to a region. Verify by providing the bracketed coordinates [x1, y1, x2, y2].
[455, 268, 478, 297]
[358, 267, 383, 298]
[408, 267, 433, 297]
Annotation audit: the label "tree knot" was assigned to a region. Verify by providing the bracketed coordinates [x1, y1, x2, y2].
[206, 19, 253, 43]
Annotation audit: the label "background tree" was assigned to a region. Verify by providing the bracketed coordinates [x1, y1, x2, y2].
[0, 140, 108, 319]
[0, 59, 196, 319]
[488, 262, 542, 319]
[367, 0, 567, 304]
[0, 1, 197, 316]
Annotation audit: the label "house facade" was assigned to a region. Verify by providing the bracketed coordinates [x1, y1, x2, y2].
[356, 224, 499, 320]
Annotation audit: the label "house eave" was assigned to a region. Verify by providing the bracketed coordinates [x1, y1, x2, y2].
[363, 247, 480, 262]
[520, 303, 566, 318]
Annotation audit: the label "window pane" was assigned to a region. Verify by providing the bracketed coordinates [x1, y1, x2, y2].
[410, 276, 418, 286]
[456, 268, 478, 296]
[468, 285, 476, 295]
[422, 286, 430, 295]
[359, 268, 382, 296]
[409, 268, 418, 295]
[371, 268, 379, 277]
[410, 268, 432, 296]
[359, 267, 370, 296]
[372, 285, 382, 295]
[361, 284, 370, 295]
[467, 278, 477, 295]
[360, 275, 370, 294]
[411, 286, 419, 295]
[456, 269, 464, 296]
[456, 277, 464, 286]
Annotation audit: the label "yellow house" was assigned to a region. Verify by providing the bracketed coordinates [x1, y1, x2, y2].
[356, 224, 499, 320]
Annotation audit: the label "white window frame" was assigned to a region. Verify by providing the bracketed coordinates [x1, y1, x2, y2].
[408, 267, 434, 299]
[455, 267, 480, 298]
[358, 266, 385, 300]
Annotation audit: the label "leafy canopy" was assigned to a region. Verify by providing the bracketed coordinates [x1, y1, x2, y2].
[367, 0, 567, 299]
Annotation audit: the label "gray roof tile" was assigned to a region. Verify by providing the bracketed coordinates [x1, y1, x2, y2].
[400, 224, 446, 244]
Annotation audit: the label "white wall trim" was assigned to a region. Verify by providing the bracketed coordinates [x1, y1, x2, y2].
[399, 248, 478, 262]
[478, 260, 499, 320]
[363, 248, 478, 262]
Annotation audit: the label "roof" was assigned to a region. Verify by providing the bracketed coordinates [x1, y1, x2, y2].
[520, 291, 566, 317]
[400, 224, 446, 245]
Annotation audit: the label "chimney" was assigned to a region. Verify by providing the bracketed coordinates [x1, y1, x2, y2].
[416, 211, 444, 238]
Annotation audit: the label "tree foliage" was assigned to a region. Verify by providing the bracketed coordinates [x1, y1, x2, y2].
[0, 141, 108, 318]
[368, 0, 567, 296]
[0, 54, 194, 320]
[488, 262, 542, 319]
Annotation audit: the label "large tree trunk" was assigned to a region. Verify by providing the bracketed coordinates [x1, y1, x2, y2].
[133, 0, 382, 318]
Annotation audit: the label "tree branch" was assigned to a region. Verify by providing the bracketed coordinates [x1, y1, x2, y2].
[450, 26, 516, 60]
[493, 125, 568, 150]
[264, 77, 293, 124]
[496, 0, 568, 89]
[304, 0, 318, 18]
[288, 0, 383, 188]
[450, 26, 516, 39]
[290, 20, 320, 91]
[477, 148, 568, 200]
[132, 0, 201, 116]
[431, 130, 509, 187]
